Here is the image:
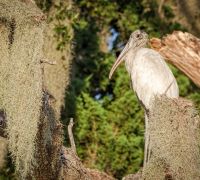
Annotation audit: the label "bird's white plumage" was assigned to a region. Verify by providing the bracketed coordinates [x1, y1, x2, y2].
[126, 48, 179, 109]
[125, 48, 179, 165]
[109, 30, 179, 167]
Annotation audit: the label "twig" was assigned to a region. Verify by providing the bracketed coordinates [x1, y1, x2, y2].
[40, 58, 57, 65]
[68, 118, 76, 154]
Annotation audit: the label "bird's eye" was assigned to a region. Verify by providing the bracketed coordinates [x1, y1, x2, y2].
[136, 34, 141, 38]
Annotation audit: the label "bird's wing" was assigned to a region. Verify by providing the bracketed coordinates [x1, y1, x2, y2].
[131, 48, 179, 109]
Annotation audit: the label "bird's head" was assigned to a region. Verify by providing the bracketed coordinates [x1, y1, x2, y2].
[109, 30, 148, 79]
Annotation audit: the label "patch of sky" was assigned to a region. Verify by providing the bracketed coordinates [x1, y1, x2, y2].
[107, 28, 119, 51]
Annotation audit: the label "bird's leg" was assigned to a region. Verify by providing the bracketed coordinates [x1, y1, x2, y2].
[144, 112, 150, 168]
[164, 80, 174, 95]
[135, 94, 151, 167]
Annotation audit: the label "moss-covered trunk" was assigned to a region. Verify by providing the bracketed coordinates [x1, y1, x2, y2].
[0, 0, 73, 178]
[123, 96, 200, 180]
[0, 1, 44, 177]
[142, 96, 200, 179]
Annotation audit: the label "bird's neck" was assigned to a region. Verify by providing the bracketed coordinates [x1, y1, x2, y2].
[125, 46, 143, 74]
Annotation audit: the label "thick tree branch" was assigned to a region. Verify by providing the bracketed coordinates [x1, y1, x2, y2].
[150, 31, 200, 87]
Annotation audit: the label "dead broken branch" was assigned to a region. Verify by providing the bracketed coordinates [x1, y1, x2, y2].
[150, 31, 200, 87]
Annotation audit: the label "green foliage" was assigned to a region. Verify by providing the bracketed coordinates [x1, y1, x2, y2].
[35, 0, 52, 12]
[53, 2, 78, 51]
[54, 24, 71, 51]
[75, 76, 144, 177]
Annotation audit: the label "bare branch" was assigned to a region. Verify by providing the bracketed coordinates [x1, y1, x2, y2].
[61, 147, 116, 180]
[150, 31, 200, 87]
[41, 58, 57, 65]
[68, 118, 76, 154]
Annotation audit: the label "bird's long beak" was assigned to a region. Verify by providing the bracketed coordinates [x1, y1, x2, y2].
[109, 40, 131, 79]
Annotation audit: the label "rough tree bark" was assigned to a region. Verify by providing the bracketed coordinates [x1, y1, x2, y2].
[150, 31, 200, 87]
[0, 1, 45, 178]
[123, 96, 200, 180]
[143, 96, 200, 179]
[31, 0, 74, 178]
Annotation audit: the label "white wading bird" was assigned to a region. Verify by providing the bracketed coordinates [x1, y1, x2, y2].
[109, 30, 179, 166]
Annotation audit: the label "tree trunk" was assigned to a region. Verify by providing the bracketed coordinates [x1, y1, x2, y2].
[0, 0, 44, 178]
[32, 0, 74, 178]
[0, 0, 72, 178]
